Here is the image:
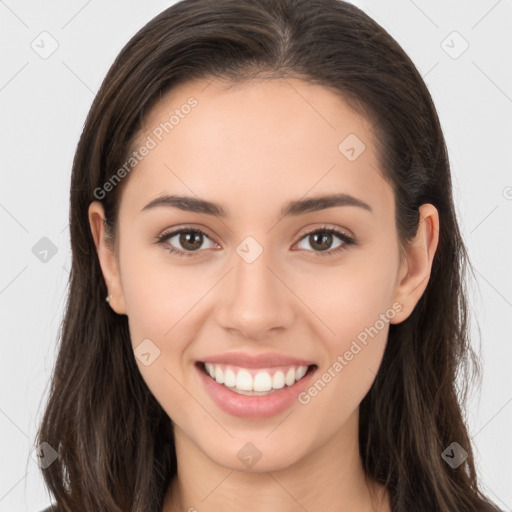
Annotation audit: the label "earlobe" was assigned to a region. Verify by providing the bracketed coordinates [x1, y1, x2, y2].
[390, 203, 439, 324]
[88, 201, 127, 315]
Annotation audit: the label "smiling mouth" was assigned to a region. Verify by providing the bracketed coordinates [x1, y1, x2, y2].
[197, 361, 317, 396]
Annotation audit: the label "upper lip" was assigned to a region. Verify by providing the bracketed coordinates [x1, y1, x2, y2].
[200, 352, 315, 368]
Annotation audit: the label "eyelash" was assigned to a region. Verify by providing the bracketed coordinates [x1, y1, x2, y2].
[155, 226, 355, 258]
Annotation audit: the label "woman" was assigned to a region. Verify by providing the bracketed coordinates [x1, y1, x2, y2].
[35, 0, 502, 510]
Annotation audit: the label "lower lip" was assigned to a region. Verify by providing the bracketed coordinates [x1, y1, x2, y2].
[196, 363, 317, 419]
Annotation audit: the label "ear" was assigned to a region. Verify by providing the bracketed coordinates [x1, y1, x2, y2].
[390, 203, 439, 324]
[88, 201, 127, 315]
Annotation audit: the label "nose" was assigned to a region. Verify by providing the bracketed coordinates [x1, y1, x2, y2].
[216, 247, 295, 341]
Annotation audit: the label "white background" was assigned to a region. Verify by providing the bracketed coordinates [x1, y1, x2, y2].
[1, 1, 511, 510]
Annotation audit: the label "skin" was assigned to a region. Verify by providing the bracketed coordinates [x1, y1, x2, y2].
[89, 77, 439, 512]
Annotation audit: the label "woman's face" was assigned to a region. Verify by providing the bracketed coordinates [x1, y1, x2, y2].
[90, 77, 437, 472]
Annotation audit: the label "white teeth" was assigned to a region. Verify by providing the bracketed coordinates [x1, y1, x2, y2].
[224, 368, 236, 387]
[272, 371, 285, 389]
[203, 363, 310, 393]
[295, 365, 307, 381]
[253, 372, 273, 392]
[205, 363, 215, 378]
[214, 365, 224, 384]
[285, 368, 296, 386]
[235, 370, 253, 391]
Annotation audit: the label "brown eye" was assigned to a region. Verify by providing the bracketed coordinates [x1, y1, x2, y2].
[157, 228, 217, 257]
[296, 228, 355, 256]
[308, 232, 336, 251]
[178, 231, 204, 251]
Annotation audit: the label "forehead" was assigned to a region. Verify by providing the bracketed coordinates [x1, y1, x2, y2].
[120, 77, 393, 221]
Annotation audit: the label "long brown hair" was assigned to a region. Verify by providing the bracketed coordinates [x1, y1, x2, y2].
[35, 0, 501, 510]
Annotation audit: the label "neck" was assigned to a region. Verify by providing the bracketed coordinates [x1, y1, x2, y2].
[163, 410, 390, 512]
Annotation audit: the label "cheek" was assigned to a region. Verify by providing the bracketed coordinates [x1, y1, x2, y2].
[292, 247, 398, 415]
[296, 275, 394, 438]
[119, 251, 202, 418]
[117, 243, 196, 396]
[119, 239, 201, 343]
[118, 238, 220, 394]
[296, 247, 399, 349]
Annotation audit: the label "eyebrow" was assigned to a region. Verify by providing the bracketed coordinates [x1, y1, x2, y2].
[140, 193, 373, 217]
